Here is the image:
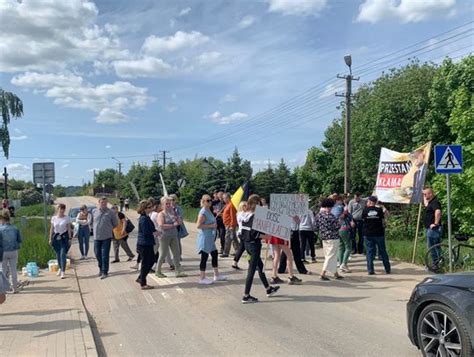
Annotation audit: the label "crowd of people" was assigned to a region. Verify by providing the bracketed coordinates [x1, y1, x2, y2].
[0, 186, 443, 305]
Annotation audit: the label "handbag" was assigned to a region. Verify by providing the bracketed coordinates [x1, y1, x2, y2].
[125, 219, 135, 234]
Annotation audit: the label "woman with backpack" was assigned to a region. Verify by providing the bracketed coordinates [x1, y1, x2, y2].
[111, 205, 135, 263]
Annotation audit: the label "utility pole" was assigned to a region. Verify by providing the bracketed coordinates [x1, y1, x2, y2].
[336, 55, 359, 194]
[112, 157, 123, 199]
[159, 150, 171, 170]
[3, 167, 8, 199]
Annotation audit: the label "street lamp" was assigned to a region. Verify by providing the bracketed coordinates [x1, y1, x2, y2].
[344, 55, 352, 74]
[111, 157, 123, 200]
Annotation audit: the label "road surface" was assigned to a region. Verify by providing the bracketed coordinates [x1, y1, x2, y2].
[58, 196, 427, 357]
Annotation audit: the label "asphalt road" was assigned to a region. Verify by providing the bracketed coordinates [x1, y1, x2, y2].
[58, 196, 427, 357]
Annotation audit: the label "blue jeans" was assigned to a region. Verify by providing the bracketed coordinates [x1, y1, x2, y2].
[426, 227, 442, 265]
[52, 234, 69, 272]
[365, 235, 391, 273]
[351, 220, 364, 254]
[78, 226, 90, 257]
[94, 239, 112, 275]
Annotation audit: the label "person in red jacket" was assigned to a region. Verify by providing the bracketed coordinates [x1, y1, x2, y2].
[220, 193, 239, 258]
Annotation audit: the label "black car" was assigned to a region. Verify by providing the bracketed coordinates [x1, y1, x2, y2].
[407, 272, 474, 357]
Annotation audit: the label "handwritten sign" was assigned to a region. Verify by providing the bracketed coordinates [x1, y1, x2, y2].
[252, 206, 292, 240]
[269, 194, 309, 216]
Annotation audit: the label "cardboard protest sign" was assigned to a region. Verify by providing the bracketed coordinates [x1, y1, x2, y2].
[375, 142, 431, 204]
[252, 205, 292, 240]
[269, 194, 309, 216]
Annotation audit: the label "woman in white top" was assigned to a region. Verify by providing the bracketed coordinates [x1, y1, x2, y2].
[49, 203, 72, 279]
[232, 201, 249, 270]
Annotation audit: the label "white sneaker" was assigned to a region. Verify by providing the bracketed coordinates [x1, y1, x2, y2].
[336, 263, 340, 268]
[340, 265, 352, 273]
[214, 275, 227, 282]
[198, 278, 214, 285]
[60, 272, 65, 279]
[56, 269, 62, 276]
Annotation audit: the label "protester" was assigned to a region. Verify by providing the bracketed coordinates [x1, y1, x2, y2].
[212, 191, 226, 254]
[92, 197, 118, 279]
[49, 203, 72, 279]
[124, 198, 130, 211]
[221, 193, 239, 258]
[260, 197, 268, 208]
[362, 196, 391, 275]
[270, 233, 302, 285]
[156, 196, 186, 278]
[314, 198, 344, 281]
[278, 216, 311, 276]
[331, 195, 353, 273]
[135, 200, 156, 289]
[240, 194, 280, 303]
[196, 194, 226, 284]
[0, 228, 8, 304]
[232, 201, 249, 270]
[348, 192, 366, 254]
[111, 205, 135, 263]
[299, 211, 316, 263]
[423, 188, 442, 270]
[76, 205, 91, 260]
[170, 193, 188, 260]
[0, 210, 22, 293]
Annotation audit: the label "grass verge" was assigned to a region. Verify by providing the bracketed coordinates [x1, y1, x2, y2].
[16, 204, 54, 217]
[183, 207, 200, 223]
[16, 218, 55, 269]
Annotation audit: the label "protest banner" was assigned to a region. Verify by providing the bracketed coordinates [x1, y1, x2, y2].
[252, 205, 292, 240]
[269, 194, 309, 216]
[375, 142, 431, 204]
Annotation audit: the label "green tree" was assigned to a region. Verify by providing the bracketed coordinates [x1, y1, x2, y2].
[94, 168, 118, 191]
[53, 185, 67, 197]
[225, 148, 252, 193]
[0, 88, 23, 158]
[273, 159, 292, 193]
[251, 163, 275, 200]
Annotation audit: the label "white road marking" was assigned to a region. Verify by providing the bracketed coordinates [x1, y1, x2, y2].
[143, 292, 156, 304]
[161, 292, 171, 300]
[176, 287, 184, 294]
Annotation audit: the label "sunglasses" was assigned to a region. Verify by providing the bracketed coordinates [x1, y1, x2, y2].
[205, 199, 212, 202]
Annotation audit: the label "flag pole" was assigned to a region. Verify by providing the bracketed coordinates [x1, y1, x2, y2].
[412, 203, 423, 264]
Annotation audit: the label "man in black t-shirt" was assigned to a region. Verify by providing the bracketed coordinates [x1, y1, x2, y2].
[423, 188, 442, 267]
[362, 196, 391, 275]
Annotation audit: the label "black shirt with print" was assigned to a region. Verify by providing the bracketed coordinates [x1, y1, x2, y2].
[362, 206, 385, 237]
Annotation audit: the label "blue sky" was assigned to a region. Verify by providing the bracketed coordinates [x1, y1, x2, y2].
[0, 0, 472, 186]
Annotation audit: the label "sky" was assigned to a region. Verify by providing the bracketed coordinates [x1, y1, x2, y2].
[0, 0, 472, 186]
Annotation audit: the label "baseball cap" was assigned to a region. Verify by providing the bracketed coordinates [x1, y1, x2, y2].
[368, 195, 378, 203]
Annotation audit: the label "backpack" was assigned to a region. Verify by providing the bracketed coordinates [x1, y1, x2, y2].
[125, 219, 135, 234]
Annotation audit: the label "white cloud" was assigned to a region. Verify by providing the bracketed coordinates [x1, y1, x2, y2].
[357, 0, 457, 24]
[319, 82, 343, 98]
[208, 111, 249, 125]
[166, 106, 178, 113]
[12, 72, 150, 124]
[6, 163, 29, 172]
[0, 0, 129, 72]
[113, 56, 173, 78]
[267, 0, 328, 16]
[11, 71, 83, 89]
[86, 168, 99, 173]
[105, 145, 111, 149]
[239, 15, 257, 28]
[142, 31, 209, 55]
[11, 135, 28, 141]
[196, 52, 222, 66]
[220, 94, 238, 103]
[61, 163, 70, 168]
[178, 7, 191, 17]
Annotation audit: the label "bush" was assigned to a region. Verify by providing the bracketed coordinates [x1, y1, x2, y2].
[16, 218, 55, 268]
[17, 188, 43, 206]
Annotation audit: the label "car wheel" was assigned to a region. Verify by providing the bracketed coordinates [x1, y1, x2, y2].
[417, 302, 472, 357]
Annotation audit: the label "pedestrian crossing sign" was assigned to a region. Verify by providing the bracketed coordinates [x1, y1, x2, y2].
[435, 145, 463, 174]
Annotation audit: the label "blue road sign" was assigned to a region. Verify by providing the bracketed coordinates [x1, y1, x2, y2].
[435, 145, 463, 174]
